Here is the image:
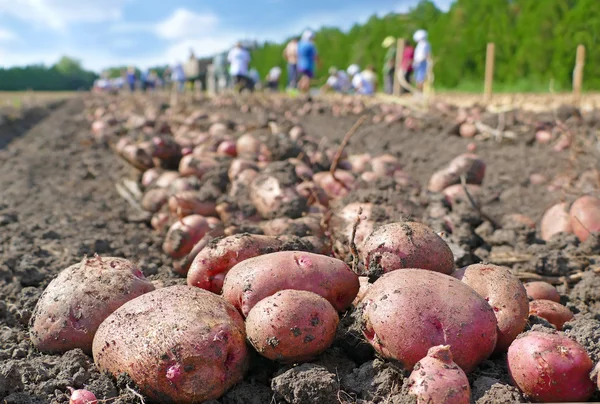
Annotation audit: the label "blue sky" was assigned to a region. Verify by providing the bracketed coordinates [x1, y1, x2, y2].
[0, 0, 453, 72]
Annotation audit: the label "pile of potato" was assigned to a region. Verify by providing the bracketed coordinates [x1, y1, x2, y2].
[27, 95, 600, 403]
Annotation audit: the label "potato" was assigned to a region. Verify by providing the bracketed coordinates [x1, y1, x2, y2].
[178, 155, 217, 179]
[407, 345, 470, 404]
[313, 170, 356, 199]
[172, 219, 225, 276]
[141, 188, 169, 213]
[507, 331, 595, 402]
[361, 222, 454, 278]
[222, 251, 359, 317]
[452, 264, 529, 352]
[236, 133, 261, 158]
[442, 184, 483, 206]
[246, 290, 339, 363]
[120, 144, 154, 171]
[359, 269, 497, 372]
[141, 168, 162, 188]
[529, 299, 573, 330]
[540, 202, 573, 241]
[428, 154, 486, 192]
[569, 195, 600, 242]
[428, 169, 457, 192]
[370, 154, 401, 177]
[30, 256, 154, 354]
[217, 140, 237, 157]
[154, 171, 180, 188]
[352, 276, 371, 306]
[502, 213, 536, 229]
[228, 159, 258, 182]
[163, 215, 210, 259]
[92, 286, 248, 404]
[249, 167, 308, 219]
[260, 215, 324, 238]
[459, 122, 477, 138]
[168, 191, 217, 218]
[347, 153, 372, 173]
[523, 281, 560, 302]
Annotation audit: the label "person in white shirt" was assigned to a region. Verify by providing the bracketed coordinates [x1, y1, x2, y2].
[412, 29, 431, 91]
[347, 64, 374, 95]
[266, 66, 282, 91]
[360, 65, 377, 94]
[227, 42, 251, 91]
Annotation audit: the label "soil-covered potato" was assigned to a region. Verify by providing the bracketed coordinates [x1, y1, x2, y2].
[92, 285, 249, 404]
[30, 256, 155, 354]
[222, 251, 359, 317]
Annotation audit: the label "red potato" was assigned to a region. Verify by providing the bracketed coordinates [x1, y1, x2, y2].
[222, 251, 360, 317]
[229, 169, 259, 198]
[209, 122, 228, 137]
[150, 136, 180, 160]
[535, 130, 552, 144]
[289, 159, 314, 180]
[361, 171, 379, 182]
[467, 142, 477, 152]
[428, 154, 486, 192]
[260, 215, 324, 238]
[540, 202, 573, 241]
[442, 184, 483, 206]
[452, 264, 529, 352]
[407, 345, 470, 404]
[529, 299, 574, 330]
[507, 331, 595, 402]
[154, 171, 180, 188]
[428, 169, 458, 192]
[295, 181, 329, 207]
[330, 202, 377, 259]
[228, 159, 258, 182]
[141, 168, 162, 188]
[245, 290, 339, 363]
[92, 286, 249, 404]
[523, 281, 560, 303]
[141, 188, 169, 213]
[249, 174, 307, 219]
[178, 155, 217, 179]
[151, 211, 171, 232]
[313, 170, 356, 199]
[352, 276, 371, 306]
[236, 133, 261, 158]
[360, 269, 497, 372]
[172, 221, 225, 276]
[347, 153, 372, 173]
[69, 388, 97, 404]
[370, 154, 402, 177]
[168, 191, 217, 218]
[289, 126, 305, 141]
[120, 144, 154, 171]
[187, 234, 287, 293]
[569, 195, 600, 242]
[459, 122, 477, 138]
[217, 140, 237, 157]
[361, 222, 455, 277]
[29, 256, 154, 354]
[163, 215, 210, 259]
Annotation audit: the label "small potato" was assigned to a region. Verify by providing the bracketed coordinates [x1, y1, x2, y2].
[120, 144, 154, 171]
[347, 153, 372, 173]
[448, 154, 485, 185]
[407, 345, 470, 404]
[92, 286, 249, 404]
[178, 155, 217, 179]
[352, 276, 371, 306]
[30, 256, 154, 354]
[237, 134, 261, 158]
[452, 264, 529, 352]
[361, 222, 455, 277]
[141, 188, 169, 213]
[295, 181, 329, 207]
[529, 299, 573, 330]
[222, 251, 359, 317]
[163, 215, 210, 259]
[370, 154, 401, 177]
[249, 172, 308, 219]
[141, 168, 162, 188]
[507, 331, 595, 403]
[260, 216, 324, 238]
[428, 169, 457, 192]
[246, 290, 339, 363]
[523, 281, 560, 302]
[442, 184, 483, 206]
[313, 170, 356, 199]
[151, 212, 171, 232]
[540, 202, 573, 241]
[154, 171, 180, 188]
[502, 213, 536, 229]
[168, 191, 217, 218]
[459, 122, 477, 138]
[360, 269, 497, 372]
[569, 195, 600, 242]
[217, 140, 237, 157]
[228, 159, 258, 182]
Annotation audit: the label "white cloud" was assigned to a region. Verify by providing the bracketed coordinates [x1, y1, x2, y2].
[155, 8, 219, 40]
[0, 0, 129, 31]
[0, 28, 17, 42]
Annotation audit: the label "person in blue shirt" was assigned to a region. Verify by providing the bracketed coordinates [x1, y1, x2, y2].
[297, 30, 319, 93]
[171, 63, 186, 93]
[126, 66, 136, 92]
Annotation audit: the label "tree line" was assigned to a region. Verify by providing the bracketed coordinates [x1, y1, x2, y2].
[0, 0, 596, 92]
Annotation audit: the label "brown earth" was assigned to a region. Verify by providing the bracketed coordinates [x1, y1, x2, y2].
[1, 93, 600, 404]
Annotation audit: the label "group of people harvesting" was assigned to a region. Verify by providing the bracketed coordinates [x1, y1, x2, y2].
[93, 28, 432, 97]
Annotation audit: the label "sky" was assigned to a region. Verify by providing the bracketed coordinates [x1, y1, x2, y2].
[0, 0, 453, 72]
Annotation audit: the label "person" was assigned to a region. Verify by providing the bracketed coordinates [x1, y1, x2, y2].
[126, 66, 136, 92]
[171, 62, 186, 93]
[227, 41, 251, 92]
[266, 66, 282, 91]
[361, 65, 378, 93]
[296, 30, 319, 93]
[283, 37, 299, 89]
[248, 68, 260, 91]
[140, 69, 149, 91]
[412, 29, 431, 92]
[184, 49, 201, 92]
[347, 64, 374, 95]
[400, 40, 415, 93]
[381, 36, 396, 94]
[213, 51, 228, 92]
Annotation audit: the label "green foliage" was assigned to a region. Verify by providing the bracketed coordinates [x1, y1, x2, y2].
[247, 0, 598, 91]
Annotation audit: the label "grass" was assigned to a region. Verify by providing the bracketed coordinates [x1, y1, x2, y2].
[0, 91, 77, 109]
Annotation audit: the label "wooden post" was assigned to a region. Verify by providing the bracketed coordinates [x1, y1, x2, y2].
[393, 38, 405, 96]
[484, 43, 495, 102]
[573, 44, 585, 105]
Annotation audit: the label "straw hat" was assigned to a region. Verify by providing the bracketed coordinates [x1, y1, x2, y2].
[382, 36, 396, 48]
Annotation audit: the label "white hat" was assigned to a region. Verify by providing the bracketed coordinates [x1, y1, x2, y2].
[413, 29, 428, 42]
[302, 30, 315, 41]
[347, 64, 360, 76]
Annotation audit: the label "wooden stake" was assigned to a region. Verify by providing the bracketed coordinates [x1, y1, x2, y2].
[393, 38, 405, 96]
[484, 43, 495, 102]
[573, 44, 585, 106]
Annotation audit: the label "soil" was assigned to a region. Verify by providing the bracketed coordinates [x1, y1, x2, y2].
[1, 93, 600, 404]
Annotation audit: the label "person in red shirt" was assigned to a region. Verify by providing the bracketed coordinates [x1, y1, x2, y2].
[400, 41, 415, 93]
